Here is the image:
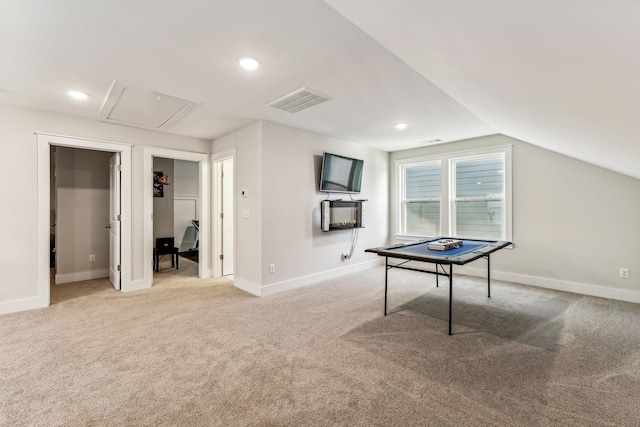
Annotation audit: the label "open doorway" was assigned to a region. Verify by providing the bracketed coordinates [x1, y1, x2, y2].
[152, 157, 200, 278]
[50, 146, 120, 290]
[143, 146, 209, 288]
[221, 158, 234, 277]
[36, 134, 132, 310]
[49, 146, 121, 303]
[212, 149, 236, 279]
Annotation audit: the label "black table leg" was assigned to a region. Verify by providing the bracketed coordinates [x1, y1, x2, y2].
[384, 256, 388, 315]
[487, 254, 491, 298]
[449, 264, 453, 335]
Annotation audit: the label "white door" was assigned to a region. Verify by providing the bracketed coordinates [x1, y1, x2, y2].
[109, 153, 121, 290]
[222, 159, 234, 275]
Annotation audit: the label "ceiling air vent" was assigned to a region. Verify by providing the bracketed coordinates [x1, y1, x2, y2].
[267, 87, 332, 113]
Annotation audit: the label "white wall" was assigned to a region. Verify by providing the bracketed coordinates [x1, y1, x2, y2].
[391, 134, 640, 302]
[212, 121, 389, 295]
[0, 105, 210, 311]
[55, 147, 111, 283]
[212, 122, 263, 290]
[261, 122, 389, 293]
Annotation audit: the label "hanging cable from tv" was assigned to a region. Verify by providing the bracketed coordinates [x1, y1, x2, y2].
[342, 228, 359, 260]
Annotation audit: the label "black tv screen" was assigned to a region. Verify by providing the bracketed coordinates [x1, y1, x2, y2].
[320, 152, 363, 193]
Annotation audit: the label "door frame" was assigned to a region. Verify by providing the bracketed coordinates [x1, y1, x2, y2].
[211, 148, 236, 277]
[109, 153, 122, 290]
[143, 147, 210, 285]
[221, 158, 234, 276]
[37, 133, 133, 307]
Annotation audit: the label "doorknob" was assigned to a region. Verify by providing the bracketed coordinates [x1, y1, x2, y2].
[105, 224, 111, 229]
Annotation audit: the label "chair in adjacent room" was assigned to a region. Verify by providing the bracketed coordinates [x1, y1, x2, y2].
[192, 220, 199, 250]
[154, 237, 179, 272]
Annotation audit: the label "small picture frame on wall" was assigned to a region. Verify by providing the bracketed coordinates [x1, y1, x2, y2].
[153, 171, 165, 197]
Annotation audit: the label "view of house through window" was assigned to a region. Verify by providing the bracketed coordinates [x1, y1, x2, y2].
[402, 161, 441, 235]
[396, 146, 511, 241]
[452, 155, 505, 239]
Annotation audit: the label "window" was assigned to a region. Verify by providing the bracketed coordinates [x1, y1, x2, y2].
[395, 146, 512, 241]
[451, 154, 505, 239]
[400, 161, 441, 235]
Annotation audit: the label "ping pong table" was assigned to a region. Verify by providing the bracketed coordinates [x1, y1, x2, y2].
[365, 237, 511, 335]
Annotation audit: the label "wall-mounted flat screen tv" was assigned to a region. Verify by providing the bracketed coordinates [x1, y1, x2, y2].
[320, 152, 364, 193]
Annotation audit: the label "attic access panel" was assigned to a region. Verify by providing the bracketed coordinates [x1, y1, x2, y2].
[99, 82, 194, 129]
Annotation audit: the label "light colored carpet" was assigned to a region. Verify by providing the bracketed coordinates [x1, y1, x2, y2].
[1, 263, 639, 426]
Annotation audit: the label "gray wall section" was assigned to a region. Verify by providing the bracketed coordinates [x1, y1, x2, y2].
[260, 121, 390, 287]
[212, 122, 263, 287]
[152, 158, 199, 251]
[174, 159, 199, 196]
[55, 147, 112, 281]
[153, 157, 175, 243]
[173, 160, 200, 251]
[211, 120, 390, 292]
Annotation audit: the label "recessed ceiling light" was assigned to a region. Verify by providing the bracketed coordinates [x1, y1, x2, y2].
[68, 90, 89, 100]
[395, 122, 408, 130]
[237, 56, 262, 71]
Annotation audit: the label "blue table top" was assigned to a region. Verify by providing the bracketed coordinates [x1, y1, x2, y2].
[365, 237, 511, 265]
[393, 239, 488, 257]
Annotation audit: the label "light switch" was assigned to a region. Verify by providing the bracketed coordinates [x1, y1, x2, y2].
[243, 210, 250, 219]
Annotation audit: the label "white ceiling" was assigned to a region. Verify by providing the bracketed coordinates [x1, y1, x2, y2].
[2, 0, 639, 178]
[324, 0, 640, 179]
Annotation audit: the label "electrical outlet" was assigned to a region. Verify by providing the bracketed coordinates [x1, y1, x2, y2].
[269, 264, 275, 274]
[89, 254, 96, 263]
[620, 268, 629, 279]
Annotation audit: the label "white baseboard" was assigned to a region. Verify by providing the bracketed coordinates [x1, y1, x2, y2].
[233, 277, 262, 296]
[5, 262, 636, 317]
[121, 278, 151, 292]
[0, 296, 48, 315]
[456, 265, 640, 304]
[259, 258, 385, 297]
[55, 269, 109, 284]
[200, 267, 212, 280]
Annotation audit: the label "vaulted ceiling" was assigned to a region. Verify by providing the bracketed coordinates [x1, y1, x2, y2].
[2, 0, 638, 178]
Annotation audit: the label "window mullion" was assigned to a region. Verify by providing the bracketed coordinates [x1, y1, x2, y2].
[444, 158, 452, 237]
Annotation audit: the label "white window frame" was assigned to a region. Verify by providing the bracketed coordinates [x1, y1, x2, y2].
[394, 145, 512, 242]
